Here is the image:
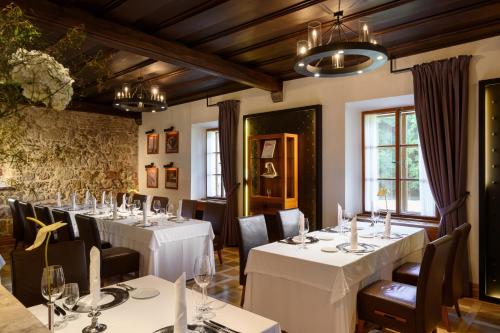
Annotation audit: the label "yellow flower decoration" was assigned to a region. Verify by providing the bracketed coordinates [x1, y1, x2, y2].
[25, 217, 67, 251]
[377, 187, 388, 196]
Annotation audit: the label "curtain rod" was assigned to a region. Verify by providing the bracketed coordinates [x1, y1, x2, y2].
[390, 59, 411, 74]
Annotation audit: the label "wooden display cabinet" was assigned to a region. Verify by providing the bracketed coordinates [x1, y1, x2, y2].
[247, 133, 298, 216]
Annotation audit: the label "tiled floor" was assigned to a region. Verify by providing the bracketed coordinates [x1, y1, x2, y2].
[2, 242, 500, 332]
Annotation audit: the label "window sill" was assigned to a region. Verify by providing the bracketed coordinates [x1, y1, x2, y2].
[358, 214, 440, 240]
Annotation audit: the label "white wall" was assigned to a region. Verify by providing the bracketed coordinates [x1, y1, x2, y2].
[139, 35, 500, 284]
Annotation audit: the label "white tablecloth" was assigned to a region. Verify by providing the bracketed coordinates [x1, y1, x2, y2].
[29, 275, 281, 333]
[56, 208, 215, 282]
[244, 223, 428, 333]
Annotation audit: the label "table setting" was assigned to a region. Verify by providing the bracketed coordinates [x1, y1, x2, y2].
[243, 204, 428, 333]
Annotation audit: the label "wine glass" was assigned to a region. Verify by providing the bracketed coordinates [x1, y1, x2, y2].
[126, 201, 135, 216]
[153, 200, 161, 215]
[300, 218, 310, 249]
[41, 265, 65, 330]
[341, 211, 353, 242]
[61, 283, 79, 320]
[193, 255, 213, 315]
[133, 200, 142, 214]
[167, 203, 175, 217]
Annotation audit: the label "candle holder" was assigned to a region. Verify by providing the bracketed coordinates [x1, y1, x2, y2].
[82, 308, 107, 333]
[47, 302, 55, 332]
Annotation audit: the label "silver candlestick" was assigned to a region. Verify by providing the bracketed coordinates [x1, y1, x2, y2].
[82, 308, 106, 333]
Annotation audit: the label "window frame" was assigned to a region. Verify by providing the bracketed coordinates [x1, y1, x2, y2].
[361, 106, 439, 222]
[206, 128, 225, 199]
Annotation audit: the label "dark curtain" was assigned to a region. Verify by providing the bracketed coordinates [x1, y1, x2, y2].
[411, 55, 471, 294]
[218, 100, 240, 246]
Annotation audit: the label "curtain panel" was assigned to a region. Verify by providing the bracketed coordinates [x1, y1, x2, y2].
[411, 55, 471, 294]
[218, 100, 240, 246]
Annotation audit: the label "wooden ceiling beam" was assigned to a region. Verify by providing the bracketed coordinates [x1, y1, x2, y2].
[9, 0, 282, 93]
[68, 100, 140, 120]
[167, 82, 249, 107]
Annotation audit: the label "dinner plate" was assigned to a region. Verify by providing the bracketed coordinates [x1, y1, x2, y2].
[130, 288, 160, 299]
[321, 246, 338, 253]
[316, 233, 335, 241]
[153, 324, 218, 333]
[359, 233, 376, 238]
[291, 236, 319, 244]
[64, 288, 129, 313]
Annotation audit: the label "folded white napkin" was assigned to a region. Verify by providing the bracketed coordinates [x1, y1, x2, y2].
[56, 192, 62, 208]
[120, 194, 126, 211]
[384, 212, 392, 237]
[177, 200, 183, 218]
[337, 203, 343, 226]
[350, 215, 358, 250]
[143, 202, 149, 226]
[145, 195, 152, 214]
[92, 196, 97, 214]
[174, 272, 187, 333]
[89, 246, 101, 309]
[101, 191, 106, 207]
[85, 190, 90, 206]
[299, 211, 305, 235]
[71, 192, 77, 210]
[112, 198, 118, 220]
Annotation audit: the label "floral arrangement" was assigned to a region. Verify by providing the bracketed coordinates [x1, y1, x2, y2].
[10, 48, 74, 111]
[377, 186, 389, 212]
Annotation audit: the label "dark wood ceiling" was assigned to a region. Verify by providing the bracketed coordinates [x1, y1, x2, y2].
[6, 0, 500, 118]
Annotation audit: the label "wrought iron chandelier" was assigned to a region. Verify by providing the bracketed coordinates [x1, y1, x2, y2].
[294, 1, 388, 78]
[113, 77, 167, 113]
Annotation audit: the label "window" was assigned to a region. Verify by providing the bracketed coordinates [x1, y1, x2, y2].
[362, 107, 437, 219]
[206, 129, 225, 198]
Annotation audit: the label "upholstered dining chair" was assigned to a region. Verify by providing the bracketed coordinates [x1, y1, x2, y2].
[181, 199, 197, 219]
[51, 209, 76, 242]
[11, 240, 89, 307]
[357, 235, 454, 333]
[237, 214, 269, 306]
[202, 202, 226, 264]
[276, 208, 301, 239]
[116, 192, 126, 207]
[132, 193, 147, 210]
[16, 201, 37, 247]
[393, 223, 471, 331]
[8, 198, 24, 249]
[75, 214, 139, 280]
[34, 205, 53, 225]
[151, 196, 169, 212]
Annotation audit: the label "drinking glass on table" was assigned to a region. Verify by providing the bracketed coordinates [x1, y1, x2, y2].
[299, 218, 310, 249]
[341, 211, 353, 241]
[153, 200, 161, 214]
[167, 203, 175, 217]
[194, 255, 213, 316]
[41, 265, 65, 329]
[369, 209, 380, 237]
[126, 201, 135, 216]
[61, 283, 79, 320]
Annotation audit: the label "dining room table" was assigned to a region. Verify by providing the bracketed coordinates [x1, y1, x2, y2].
[243, 222, 428, 333]
[28, 275, 281, 333]
[51, 206, 215, 282]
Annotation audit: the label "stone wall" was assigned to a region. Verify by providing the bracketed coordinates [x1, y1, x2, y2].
[0, 107, 138, 236]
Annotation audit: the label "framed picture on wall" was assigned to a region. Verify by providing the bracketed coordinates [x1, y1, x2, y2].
[146, 166, 159, 188]
[147, 133, 159, 154]
[165, 131, 179, 153]
[165, 167, 179, 189]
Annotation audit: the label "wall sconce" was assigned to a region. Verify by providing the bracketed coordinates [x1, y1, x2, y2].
[145, 162, 155, 169]
[163, 162, 174, 168]
[145, 129, 155, 134]
[164, 126, 175, 132]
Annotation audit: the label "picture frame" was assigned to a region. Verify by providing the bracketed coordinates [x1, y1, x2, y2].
[146, 166, 159, 188]
[147, 133, 159, 154]
[165, 167, 179, 189]
[165, 130, 179, 153]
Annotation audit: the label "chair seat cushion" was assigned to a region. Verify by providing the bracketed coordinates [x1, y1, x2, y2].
[102, 247, 139, 278]
[393, 262, 420, 286]
[358, 280, 417, 332]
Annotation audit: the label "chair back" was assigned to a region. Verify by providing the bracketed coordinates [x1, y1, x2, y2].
[52, 209, 76, 242]
[8, 198, 24, 243]
[444, 223, 471, 306]
[132, 193, 147, 210]
[17, 201, 37, 246]
[151, 196, 169, 212]
[116, 192, 125, 207]
[75, 214, 102, 269]
[237, 215, 269, 285]
[181, 199, 197, 219]
[11, 240, 89, 307]
[203, 202, 226, 236]
[416, 234, 453, 333]
[34, 205, 53, 225]
[277, 208, 301, 239]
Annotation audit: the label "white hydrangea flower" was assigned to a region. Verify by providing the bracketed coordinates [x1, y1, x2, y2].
[9, 48, 74, 111]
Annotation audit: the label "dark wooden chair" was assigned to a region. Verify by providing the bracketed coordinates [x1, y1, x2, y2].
[34, 205, 53, 225]
[51, 209, 76, 242]
[11, 240, 89, 307]
[357, 235, 454, 333]
[151, 196, 169, 212]
[116, 192, 126, 207]
[131, 193, 147, 210]
[202, 202, 226, 264]
[75, 214, 139, 280]
[276, 208, 301, 239]
[7, 198, 24, 249]
[17, 201, 37, 247]
[237, 214, 269, 306]
[393, 223, 471, 331]
[181, 199, 197, 219]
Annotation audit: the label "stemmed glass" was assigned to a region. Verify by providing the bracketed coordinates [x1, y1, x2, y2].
[153, 200, 161, 215]
[126, 201, 135, 216]
[193, 255, 213, 316]
[167, 203, 175, 217]
[299, 218, 310, 249]
[133, 200, 142, 214]
[41, 265, 65, 331]
[370, 209, 380, 237]
[341, 211, 353, 242]
[61, 283, 79, 320]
